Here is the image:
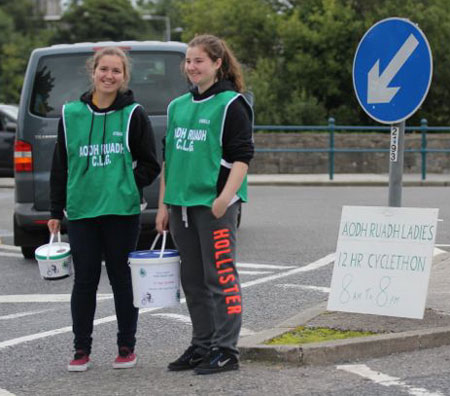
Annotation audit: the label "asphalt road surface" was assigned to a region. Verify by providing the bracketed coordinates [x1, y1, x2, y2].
[1, 185, 450, 395]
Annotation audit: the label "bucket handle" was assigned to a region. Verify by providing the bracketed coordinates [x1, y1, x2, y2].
[47, 232, 61, 260]
[150, 231, 167, 259]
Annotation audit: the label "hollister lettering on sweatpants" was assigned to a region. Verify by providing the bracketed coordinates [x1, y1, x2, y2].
[168, 203, 242, 353]
[213, 228, 242, 315]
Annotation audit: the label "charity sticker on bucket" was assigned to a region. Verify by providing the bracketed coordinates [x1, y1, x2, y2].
[129, 231, 181, 308]
[35, 232, 72, 280]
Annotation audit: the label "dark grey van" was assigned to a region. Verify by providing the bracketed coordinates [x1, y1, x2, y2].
[15, 41, 188, 258]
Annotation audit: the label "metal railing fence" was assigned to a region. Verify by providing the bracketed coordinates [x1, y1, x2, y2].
[254, 118, 450, 180]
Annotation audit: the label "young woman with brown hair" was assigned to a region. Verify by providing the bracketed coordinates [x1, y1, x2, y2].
[156, 34, 254, 375]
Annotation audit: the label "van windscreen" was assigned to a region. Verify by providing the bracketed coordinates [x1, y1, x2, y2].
[30, 51, 187, 117]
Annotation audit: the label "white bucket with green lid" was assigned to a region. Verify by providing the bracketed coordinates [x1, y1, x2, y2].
[129, 231, 180, 308]
[35, 232, 72, 280]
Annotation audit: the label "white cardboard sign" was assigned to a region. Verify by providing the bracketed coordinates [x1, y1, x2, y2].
[327, 206, 438, 319]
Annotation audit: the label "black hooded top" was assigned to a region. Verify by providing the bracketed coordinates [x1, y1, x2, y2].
[50, 89, 161, 220]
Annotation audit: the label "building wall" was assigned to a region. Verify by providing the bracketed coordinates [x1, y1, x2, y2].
[35, 0, 62, 17]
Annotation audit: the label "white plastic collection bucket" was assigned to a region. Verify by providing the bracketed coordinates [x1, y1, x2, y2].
[35, 232, 72, 280]
[129, 231, 180, 308]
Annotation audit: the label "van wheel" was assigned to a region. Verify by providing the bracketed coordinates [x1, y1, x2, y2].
[21, 246, 36, 260]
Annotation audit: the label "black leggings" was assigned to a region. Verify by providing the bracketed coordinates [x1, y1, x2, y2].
[67, 214, 140, 354]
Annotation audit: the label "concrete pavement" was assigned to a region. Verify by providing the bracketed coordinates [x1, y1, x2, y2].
[247, 173, 450, 186]
[3, 173, 450, 189]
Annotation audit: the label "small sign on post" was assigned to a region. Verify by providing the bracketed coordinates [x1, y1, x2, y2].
[390, 126, 399, 162]
[327, 206, 438, 319]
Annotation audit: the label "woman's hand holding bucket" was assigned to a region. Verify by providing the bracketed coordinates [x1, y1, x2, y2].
[47, 219, 61, 235]
[156, 204, 169, 234]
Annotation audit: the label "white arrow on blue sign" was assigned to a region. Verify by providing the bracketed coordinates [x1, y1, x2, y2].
[353, 18, 432, 124]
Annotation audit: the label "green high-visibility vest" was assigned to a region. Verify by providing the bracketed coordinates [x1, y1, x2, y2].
[164, 91, 248, 207]
[63, 101, 140, 220]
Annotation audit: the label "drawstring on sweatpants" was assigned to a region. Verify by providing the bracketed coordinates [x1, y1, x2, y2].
[181, 206, 189, 228]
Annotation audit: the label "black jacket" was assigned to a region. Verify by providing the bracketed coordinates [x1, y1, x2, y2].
[50, 90, 161, 219]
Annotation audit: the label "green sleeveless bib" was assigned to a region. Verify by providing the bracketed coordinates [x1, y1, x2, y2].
[164, 91, 248, 207]
[63, 101, 140, 220]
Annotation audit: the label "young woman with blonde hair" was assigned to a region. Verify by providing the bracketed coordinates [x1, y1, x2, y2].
[48, 46, 160, 372]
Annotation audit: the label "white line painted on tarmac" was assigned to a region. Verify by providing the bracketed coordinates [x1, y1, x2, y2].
[0, 308, 157, 349]
[0, 244, 21, 252]
[240, 253, 335, 289]
[337, 364, 444, 396]
[0, 325, 73, 349]
[151, 313, 192, 324]
[276, 284, 330, 293]
[237, 262, 296, 269]
[0, 252, 24, 258]
[0, 294, 113, 303]
[240, 327, 256, 336]
[0, 254, 334, 350]
[150, 313, 255, 336]
[238, 270, 273, 275]
[0, 388, 16, 396]
[0, 309, 52, 320]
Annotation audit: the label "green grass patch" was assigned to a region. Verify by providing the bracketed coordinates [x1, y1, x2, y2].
[265, 326, 377, 345]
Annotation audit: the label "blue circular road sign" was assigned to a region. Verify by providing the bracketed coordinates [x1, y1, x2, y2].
[353, 18, 432, 124]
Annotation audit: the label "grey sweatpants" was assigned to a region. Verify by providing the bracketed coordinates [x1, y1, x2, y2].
[169, 202, 242, 354]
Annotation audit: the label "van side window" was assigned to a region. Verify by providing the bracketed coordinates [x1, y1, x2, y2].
[30, 52, 187, 118]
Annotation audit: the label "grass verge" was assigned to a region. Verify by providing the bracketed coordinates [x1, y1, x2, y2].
[265, 326, 377, 345]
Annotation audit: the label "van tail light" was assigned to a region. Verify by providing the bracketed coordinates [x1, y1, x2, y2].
[14, 140, 33, 172]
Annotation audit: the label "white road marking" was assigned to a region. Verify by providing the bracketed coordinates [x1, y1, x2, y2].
[0, 294, 113, 303]
[0, 388, 16, 396]
[276, 284, 330, 293]
[337, 364, 444, 396]
[433, 247, 447, 254]
[237, 262, 295, 269]
[0, 325, 73, 349]
[238, 270, 273, 275]
[0, 252, 24, 258]
[0, 254, 335, 350]
[0, 309, 52, 320]
[150, 313, 256, 336]
[240, 253, 335, 289]
[0, 244, 21, 252]
[151, 313, 192, 324]
[240, 327, 256, 336]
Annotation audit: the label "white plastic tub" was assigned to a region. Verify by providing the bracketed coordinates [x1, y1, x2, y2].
[35, 232, 72, 280]
[129, 232, 180, 308]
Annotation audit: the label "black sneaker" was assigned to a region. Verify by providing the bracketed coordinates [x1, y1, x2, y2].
[194, 347, 239, 375]
[167, 345, 207, 371]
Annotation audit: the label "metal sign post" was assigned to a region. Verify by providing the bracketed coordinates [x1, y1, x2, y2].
[388, 122, 405, 207]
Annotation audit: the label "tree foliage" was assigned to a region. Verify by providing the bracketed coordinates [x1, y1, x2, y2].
[176, 0, 450, 125]
[53, 0, 144, 43]
[0, 0, 50, 103]
[2, 0, 450, 125]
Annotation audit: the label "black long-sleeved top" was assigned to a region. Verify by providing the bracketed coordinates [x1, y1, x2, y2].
[163, 80, 254, 194]
[50, 90, 161, 219]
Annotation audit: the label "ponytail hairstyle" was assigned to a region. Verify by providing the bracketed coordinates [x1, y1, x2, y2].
[187, 34, 245, 93]
[86, 46, 131, 93]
